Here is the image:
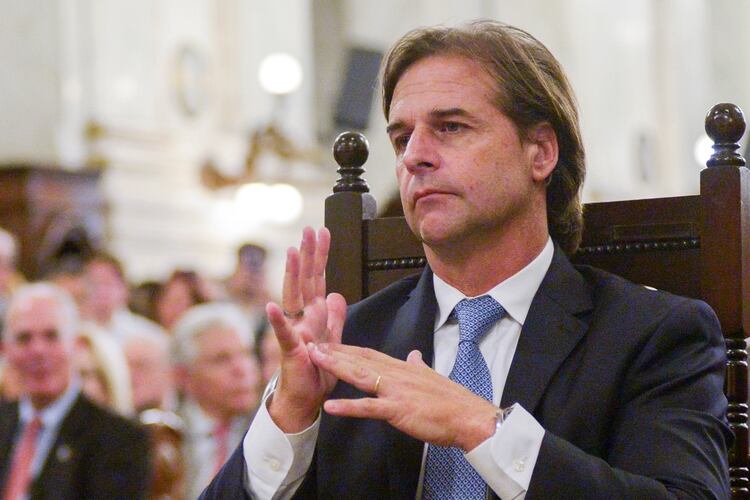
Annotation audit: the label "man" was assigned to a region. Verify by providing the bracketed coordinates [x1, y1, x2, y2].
[123, 325, 175, 413]
[173, 302, 262, 499]
[79, 252, 160, 342]
[0, 282, 150, 499]
[225, 243, 271, 345]
[203, 21, 730, 498]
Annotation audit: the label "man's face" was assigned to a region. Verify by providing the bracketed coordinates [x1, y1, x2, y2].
[83, 261, 128, 321]
[125, 337, 173, 412]
[388, 55, 551, 251]
[186, 326, 259, 420]
[3, 297, 72, 409]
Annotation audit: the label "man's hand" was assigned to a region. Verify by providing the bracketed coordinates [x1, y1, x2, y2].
[308, 343, 498, 451]
[267, 227, 347, 433]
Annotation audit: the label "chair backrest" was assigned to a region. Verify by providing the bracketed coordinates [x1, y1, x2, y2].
[324, 103, 750, 497]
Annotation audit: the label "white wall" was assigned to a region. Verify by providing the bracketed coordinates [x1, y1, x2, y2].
[2, 0, 750, 289]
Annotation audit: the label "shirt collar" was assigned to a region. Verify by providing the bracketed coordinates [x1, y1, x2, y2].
[433, 237, 554, 331]
[19, 377, 81, 430]
[182, 399, 246, 437]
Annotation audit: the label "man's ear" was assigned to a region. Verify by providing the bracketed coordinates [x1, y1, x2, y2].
[527, 122, 558, 183]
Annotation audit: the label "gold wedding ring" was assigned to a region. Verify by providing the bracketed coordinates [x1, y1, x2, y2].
[373, 374, 382, 395]
[283, 308, 304, 319]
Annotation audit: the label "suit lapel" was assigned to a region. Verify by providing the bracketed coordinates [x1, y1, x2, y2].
[501, 247, 593, 413]
[32, 395, 88, 499]
[381, 268, 437, 500]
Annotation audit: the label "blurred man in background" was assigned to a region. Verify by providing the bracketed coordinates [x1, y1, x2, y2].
[0, 282, 150, 499]
[173, 301, 261, 499]
[123, 325, 175, 414]
[226, 243, 270, 345]
[79, 252, 160, 343]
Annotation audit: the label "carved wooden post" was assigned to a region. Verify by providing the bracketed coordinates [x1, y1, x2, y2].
[325, 132, 376, 304]
[702, 103, 750, 498]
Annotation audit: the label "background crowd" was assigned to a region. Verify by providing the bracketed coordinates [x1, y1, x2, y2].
[0, 225, 281, 499]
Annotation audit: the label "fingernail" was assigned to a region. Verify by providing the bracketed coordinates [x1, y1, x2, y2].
[307, 342, 317, 352]
[318, 343, 329, 353]
[324, 401, 338, 412]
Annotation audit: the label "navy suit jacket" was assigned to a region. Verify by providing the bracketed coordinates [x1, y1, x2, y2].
[0, 393, 151, 500]
[202, 247, 731, 499]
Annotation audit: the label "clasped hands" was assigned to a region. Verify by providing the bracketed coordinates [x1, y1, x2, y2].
[267, 227, 497, 452]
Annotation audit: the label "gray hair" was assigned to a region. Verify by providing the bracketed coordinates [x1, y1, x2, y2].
[172, 301, 253, 365]
[3, 282, 79, 342]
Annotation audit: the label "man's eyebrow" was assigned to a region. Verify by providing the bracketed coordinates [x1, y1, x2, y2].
[386, 107, 473, 135]
[385, 121, 405, 136]
[431, 107, 471, 120]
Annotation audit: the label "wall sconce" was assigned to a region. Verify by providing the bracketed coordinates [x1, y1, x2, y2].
[201, 52, 321, 190]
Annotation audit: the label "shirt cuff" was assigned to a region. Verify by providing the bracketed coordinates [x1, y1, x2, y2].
[464, 404, 545, 500]
[243, 392, 320, 499]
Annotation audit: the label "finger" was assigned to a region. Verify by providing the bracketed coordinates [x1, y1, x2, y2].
[308, 343, 379, 393]
[326, 293, 347, 344]
[320, 343, 402, 367]
[282, 247, 303, 316]
[323, 397, 393, 420]
[267, 302, 300, 353]
[299, 227, 317, 304]
[313, 227, 331, 298]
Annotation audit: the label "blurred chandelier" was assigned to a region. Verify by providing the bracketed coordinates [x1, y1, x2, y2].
[201, 52, 321, 190]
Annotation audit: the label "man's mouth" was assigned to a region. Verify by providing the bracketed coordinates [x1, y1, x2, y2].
[413, 189, 452, 204]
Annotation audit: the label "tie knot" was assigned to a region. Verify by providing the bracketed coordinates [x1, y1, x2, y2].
[452, 295, 505, 344]
[27, 416, 42, 433]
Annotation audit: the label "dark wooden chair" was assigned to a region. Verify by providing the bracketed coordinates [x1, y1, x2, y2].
[324, 103, 750, 498]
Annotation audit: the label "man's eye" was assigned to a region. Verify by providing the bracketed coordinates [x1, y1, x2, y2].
[441, 122, 464, 133]
[393, 134, 411, 151]
[15, 332, 31, 345]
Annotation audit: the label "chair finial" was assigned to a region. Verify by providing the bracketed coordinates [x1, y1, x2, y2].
[333, 132, 370, 193]
[705, 103, 746, 168]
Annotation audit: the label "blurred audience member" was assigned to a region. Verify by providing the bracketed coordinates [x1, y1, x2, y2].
[73, 325, 134, 416]
[155, 270, 210, 331]
[123, 324, 186, 500]
[128, 280, 162, 323]
[225, 243, 270, 344]
[79, 252, 161, 342]
[173, 302, 261, 499]
[123, 325, 175, 413]
[0, 228, 23, 326]
[0, 282, 150, 498]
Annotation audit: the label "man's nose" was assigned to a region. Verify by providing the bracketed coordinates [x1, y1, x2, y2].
[403, 128, 439, 174]
[27, 336, 50, 355]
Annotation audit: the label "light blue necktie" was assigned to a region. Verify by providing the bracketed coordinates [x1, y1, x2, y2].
[423, 295, 505, 499]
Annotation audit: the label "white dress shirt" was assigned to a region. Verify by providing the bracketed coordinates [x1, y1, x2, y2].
[15, 378, 81, 499]
[243, 238, 553, 499]
[180, 401, 250, 500]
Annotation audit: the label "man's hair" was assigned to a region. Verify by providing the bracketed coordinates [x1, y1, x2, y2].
[172, 301, 253, 366]
[2, 282, 79, 342]
[381, 20, 586, 255]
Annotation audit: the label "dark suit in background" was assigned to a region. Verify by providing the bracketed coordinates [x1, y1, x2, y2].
[0, 393, 151, 500]
[202, 247, 730, 499]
